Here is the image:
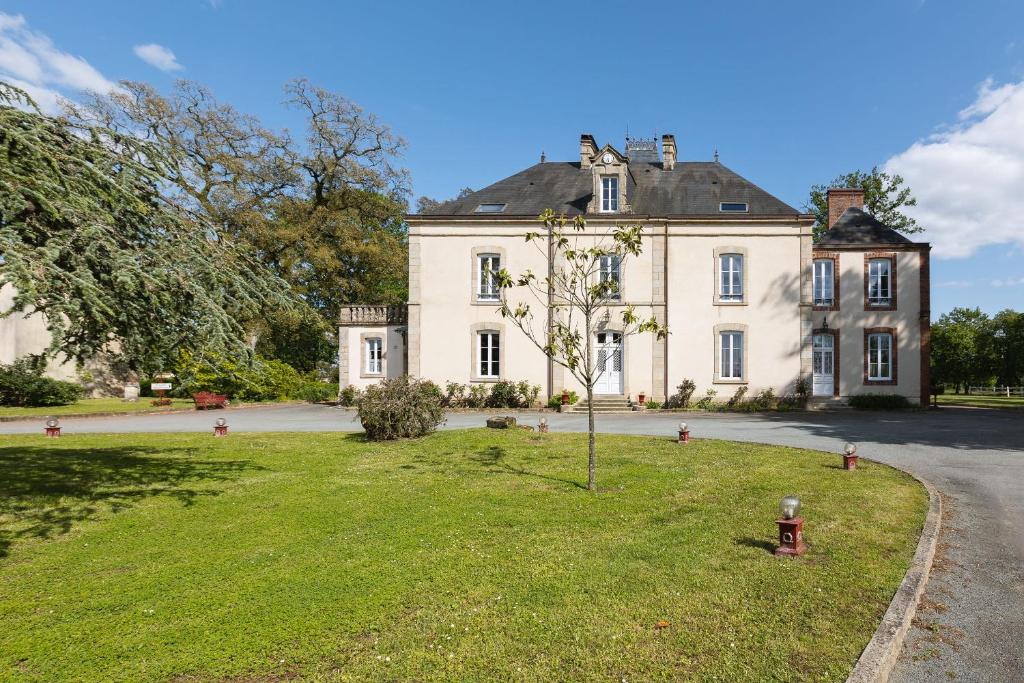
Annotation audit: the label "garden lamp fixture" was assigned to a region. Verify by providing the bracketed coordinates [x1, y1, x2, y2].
[214, 417, 228, 437]
[44, 418, 60, 438]
[843, 442, 858, 470]
[775, 495, 807, 557]
[538, 416, 549, 433]
[677, 422, 690, 444]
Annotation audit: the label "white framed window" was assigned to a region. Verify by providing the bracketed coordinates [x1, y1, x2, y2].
[599, 254, 621, 299]
[477, 253, 500, 300]
[813, 258, 835, 307]
[720, 331, 744, 380]
[478, 331, 500, 378]
[867, 332, 893, 381]
[365, 337, 383, 374]
[601, 176, 619, 212]
[867, 258, 892, 306]
[719, 253, 744, 302]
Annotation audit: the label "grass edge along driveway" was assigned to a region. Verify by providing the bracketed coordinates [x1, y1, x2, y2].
[0, 430, 927, 682]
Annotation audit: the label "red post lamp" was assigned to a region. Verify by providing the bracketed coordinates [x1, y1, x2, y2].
[538, 416, 549, 433]
[843, 442, 858, 470]
[213, 417, 228, 437]
[561, 389, 569, 406]
[44, 418, 61, 438]
[775, 495, 807, 557]
[638, 391, 646, 406]
[677, 421, 690, 444]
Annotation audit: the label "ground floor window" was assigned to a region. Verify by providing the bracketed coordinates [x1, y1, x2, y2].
[720, 331, 744, 380]
[864, 328, 897, 384]
[478, 331, 500, 378]
[365, 337, 383, 374]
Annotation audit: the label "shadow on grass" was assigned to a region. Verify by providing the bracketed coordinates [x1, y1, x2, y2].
[0, 445, 262, 559]
[736, 537, 776, 554]
[470, 446, 588, 491]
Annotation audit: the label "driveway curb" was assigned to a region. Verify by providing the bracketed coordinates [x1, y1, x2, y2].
[846, 470, 942, 683]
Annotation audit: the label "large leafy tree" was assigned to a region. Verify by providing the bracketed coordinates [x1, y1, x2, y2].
[0, 83, 296, 372]
[65, 79, 411, 359]
[806, 167, 922, 241]
[498, 210, 667, 491]
[931, 307, 997, 393]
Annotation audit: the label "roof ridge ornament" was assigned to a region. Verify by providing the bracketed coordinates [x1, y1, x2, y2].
[713, 148, 720, 163]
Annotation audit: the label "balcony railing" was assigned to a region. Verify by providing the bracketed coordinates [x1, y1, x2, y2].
[338, 305, 408, 326]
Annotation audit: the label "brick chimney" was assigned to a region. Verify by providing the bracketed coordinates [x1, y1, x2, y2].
[827, 188, 865, 229]
[661, 134, 676, 170]
[580, 134, 597, 168]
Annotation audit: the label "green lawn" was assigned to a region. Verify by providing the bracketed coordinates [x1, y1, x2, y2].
[0, 430, 927, 682]
[0, 397, 195, 419]
[935, 393, 1024, 410]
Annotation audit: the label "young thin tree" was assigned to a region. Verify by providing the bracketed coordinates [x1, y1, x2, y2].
[497, 210, 667, 491]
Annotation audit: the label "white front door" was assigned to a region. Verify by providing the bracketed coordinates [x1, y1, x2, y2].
[812, 334, 835, 397]
[594, 332, 623, 395]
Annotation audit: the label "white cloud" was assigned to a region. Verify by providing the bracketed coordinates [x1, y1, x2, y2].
[990, 276, 1024, 287]
[133, 43, 183, 72]
[885, 78, 1024, 259]
[936, 280, 974, 288]
[0, 12, 119, 112]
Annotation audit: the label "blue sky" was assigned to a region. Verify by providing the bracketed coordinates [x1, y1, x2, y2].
[1, 0, 1022, 318]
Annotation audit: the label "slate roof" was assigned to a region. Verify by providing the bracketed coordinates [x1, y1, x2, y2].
[418, 160, 801, 217]
[817, 207, 913, 245]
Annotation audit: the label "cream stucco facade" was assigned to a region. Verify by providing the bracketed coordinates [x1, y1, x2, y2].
[339, 135, 930, 406]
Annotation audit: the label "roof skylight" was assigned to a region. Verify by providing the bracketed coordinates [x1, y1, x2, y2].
[475, 203, 507, 213]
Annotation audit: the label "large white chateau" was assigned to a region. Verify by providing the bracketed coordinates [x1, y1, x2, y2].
[338, 134, 931, 406]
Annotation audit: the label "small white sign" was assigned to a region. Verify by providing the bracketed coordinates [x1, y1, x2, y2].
[151, 382, 173, 391]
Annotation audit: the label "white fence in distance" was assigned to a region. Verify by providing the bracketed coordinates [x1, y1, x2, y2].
[966, 386, 1024, 397]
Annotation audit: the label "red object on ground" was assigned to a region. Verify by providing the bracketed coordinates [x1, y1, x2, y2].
[45, 427, 61, 438]
[639, 392, 646, 405]
[561, 390, 569, 406]
[678, 429, 690, 444]
[843, 454, 858, 470]
[774, 518, 808, 557]
[193, 392, 229, 410]
[213, 425, 228, 437]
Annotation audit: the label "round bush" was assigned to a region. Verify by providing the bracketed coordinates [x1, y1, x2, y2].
[357, 376, 445, 440]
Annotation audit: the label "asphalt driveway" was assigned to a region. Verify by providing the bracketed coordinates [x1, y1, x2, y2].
[2, 404, 1020, 681]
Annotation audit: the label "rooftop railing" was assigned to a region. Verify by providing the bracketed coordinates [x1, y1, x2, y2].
[338, 305, 408, 326]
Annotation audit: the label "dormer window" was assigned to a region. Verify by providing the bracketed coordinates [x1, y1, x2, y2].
[719, 202, 748, 213]
[475, 203, 506, 213]
[601, 176, 619, 212]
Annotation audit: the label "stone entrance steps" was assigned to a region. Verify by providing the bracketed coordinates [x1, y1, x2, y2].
[569, 395, 633, 413]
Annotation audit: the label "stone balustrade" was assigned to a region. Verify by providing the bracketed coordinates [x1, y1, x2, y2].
[338, 305, 408, 326]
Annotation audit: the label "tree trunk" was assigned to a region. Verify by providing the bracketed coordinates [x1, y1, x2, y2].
[587, 384, 596, 491]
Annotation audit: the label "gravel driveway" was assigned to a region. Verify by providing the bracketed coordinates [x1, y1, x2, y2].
[2, 404, 1021, 681]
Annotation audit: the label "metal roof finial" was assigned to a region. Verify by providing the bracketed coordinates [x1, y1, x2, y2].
[540, 150, 545, 163]
[713, 148, 720, 163]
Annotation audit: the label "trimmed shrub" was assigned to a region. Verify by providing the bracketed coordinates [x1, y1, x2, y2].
[293, 380, 334, 403]
[0, 356, 82, 407]
[747, 388, 777, 411]
[357, 376, 445, 440]
[665, 379, 696, 409]
[848, 393, 912, 411]
[727, 385, 749, 407]
[339, 385, 361, 407]
[644, 399, 662, 409]
[486, 381, 522, 408]
[546, 390, 579, 409]
[444, 381, 467, 407]
[694, 388, 717, 410]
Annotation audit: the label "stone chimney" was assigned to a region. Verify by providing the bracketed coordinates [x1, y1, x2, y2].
[661, 134, 676, 171]
[827, 188, 865, 228]
[580, 134, 597, 168]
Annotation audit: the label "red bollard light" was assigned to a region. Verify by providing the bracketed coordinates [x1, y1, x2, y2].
[538, 416, 549, 433]
[213, 417, 228, 437]
[677, 421, 690, 444]
[775, 495, 807, 557]
[843, 442, 858, 470]
[44, 418, 61, 438]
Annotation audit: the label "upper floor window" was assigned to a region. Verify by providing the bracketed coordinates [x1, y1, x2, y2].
[601, 176, 619, 212]
[719, 253, 744, 302]
[478, 331, 500, 378]
[867, 258, 893, 307]
[477, 253, 500, 300]
[813, 258, 835, 307]
[866, 332, 893, 381]
[719, 202, 748, 213]
[365, 337, 383, 375]
[599, 254, 621, 299]
[720, 331, 744, 380]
